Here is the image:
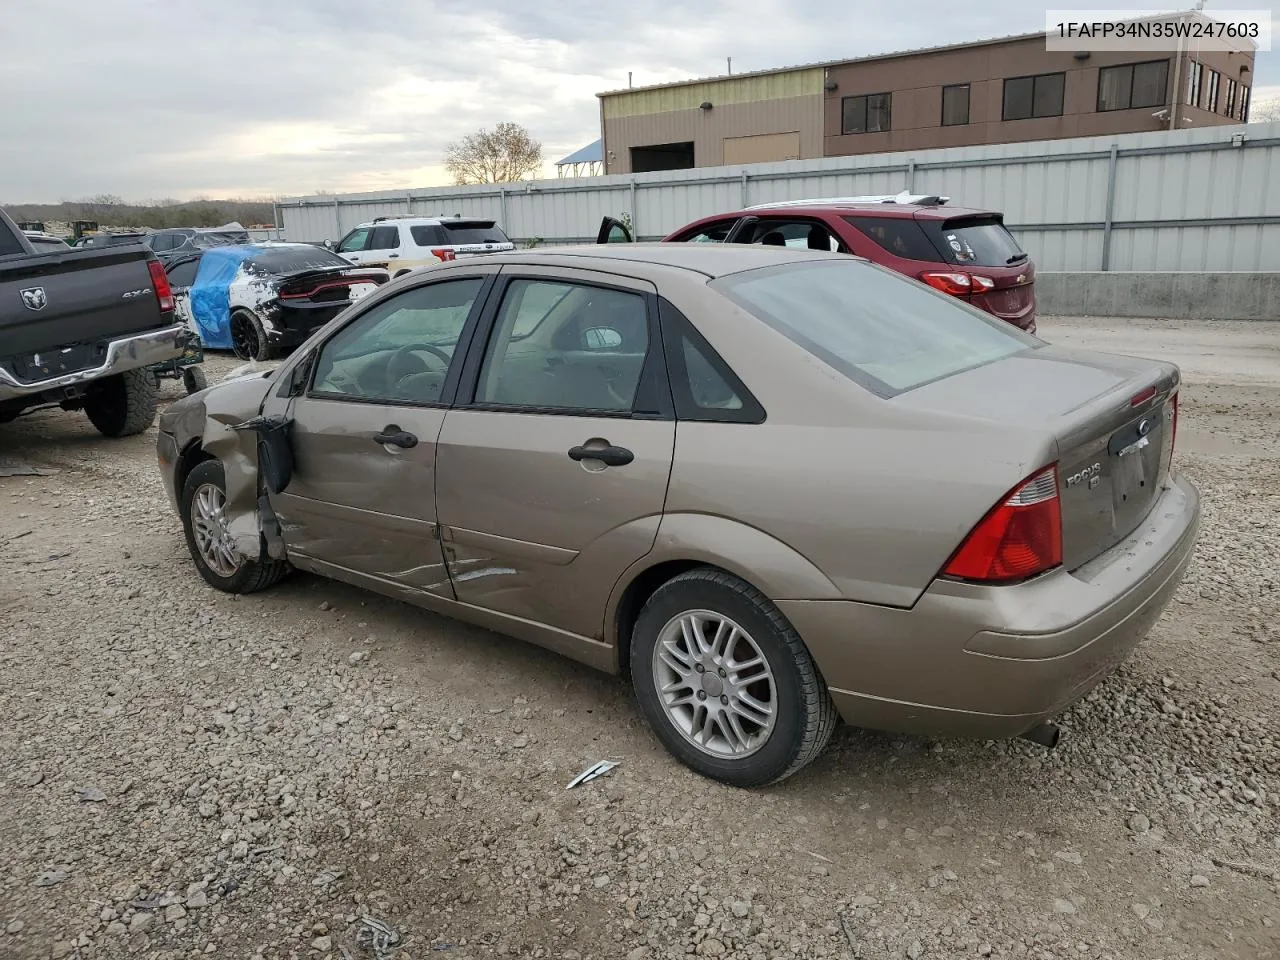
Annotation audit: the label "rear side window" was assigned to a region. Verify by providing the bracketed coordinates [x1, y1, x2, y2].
[1, 226, 28, 256]
[441, 222, 510, 245]
[844, 217, 942, 262]
[713, 260, 1035, 397]
[921, 217, 1027, 267]
[369, 226, 400, 250]
[166, 258, 201, 287]
[410, 225, 447, 246]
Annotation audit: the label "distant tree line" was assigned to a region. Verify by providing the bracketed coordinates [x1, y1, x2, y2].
[1, 195, 278, 229]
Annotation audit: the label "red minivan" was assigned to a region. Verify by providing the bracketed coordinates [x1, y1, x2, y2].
[598, 194, 1038, 333]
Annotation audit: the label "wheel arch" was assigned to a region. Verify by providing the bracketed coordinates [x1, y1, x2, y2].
[607, 513, 843, 675]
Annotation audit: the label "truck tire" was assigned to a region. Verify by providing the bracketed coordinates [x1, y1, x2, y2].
[231, 310, 272, 362]
[84, 369, 158, 438]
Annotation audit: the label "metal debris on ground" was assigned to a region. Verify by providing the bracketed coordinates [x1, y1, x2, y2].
[34, 869, 69, 887]
[312, 866, 346, 888]
[566, 759, 619, 789]
[355, 915, 402, 958]
[0, 461, 59, 477]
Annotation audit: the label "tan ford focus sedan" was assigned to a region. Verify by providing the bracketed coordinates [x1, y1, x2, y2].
[157, 245, 1200, 787]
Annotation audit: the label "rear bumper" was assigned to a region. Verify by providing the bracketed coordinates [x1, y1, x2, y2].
[0, 324, 186, 401]
[780, 471, 1200, 739]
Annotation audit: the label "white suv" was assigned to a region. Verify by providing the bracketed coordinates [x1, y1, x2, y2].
[329, 216, 515, 277]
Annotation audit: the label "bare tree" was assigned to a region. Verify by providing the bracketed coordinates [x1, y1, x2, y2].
[444, 122, 543, 185]
[1249, 97, 1280, 123]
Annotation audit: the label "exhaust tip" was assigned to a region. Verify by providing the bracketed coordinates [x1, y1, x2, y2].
[1019, 722, 1061, 749]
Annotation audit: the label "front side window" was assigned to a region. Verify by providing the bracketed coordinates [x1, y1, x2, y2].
[842, 93, 892, 134]
[942, 84, 970, 126]
[713, 260, 1035, 397]
[475, 279, 650, 413]
[673, 220, 737, 243]
[337, 228, 371, 253]
[311, 278, 485, 403]
[1003, 73, 1065, 120]
[1098, 60, 1169, 111]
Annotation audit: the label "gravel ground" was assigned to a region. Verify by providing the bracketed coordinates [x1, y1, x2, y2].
[1, 317, 1277, 960]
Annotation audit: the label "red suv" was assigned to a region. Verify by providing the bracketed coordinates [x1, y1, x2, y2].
[597, 194, 1037, 333]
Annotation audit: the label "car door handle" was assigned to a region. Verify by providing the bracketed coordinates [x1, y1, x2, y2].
[388, 253, 399, 258]
[374, 426, 418, 448]
[568, 443, 634, 466]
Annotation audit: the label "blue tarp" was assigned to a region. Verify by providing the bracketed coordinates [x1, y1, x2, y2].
[189, 246, 260, 350]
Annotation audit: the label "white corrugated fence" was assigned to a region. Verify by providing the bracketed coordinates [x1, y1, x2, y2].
[277, 121, 1280, 273]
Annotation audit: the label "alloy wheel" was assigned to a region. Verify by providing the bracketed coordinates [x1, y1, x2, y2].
[651, 610, 777, 759]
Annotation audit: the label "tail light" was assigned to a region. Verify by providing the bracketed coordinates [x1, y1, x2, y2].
[1168, 391, 1179, 462]
[431, 248, 456, 262]
[148, 260, 175, 312]
[942, 466, 1062, 584]
[919, 272, 995, 296]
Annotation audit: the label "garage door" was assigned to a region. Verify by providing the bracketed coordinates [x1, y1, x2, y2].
[722, 132, 801, 165]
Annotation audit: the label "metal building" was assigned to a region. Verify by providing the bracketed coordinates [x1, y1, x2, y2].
[598, 17, 1256, 175]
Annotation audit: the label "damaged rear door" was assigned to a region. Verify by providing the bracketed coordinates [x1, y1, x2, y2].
[262, 271, 496, 599]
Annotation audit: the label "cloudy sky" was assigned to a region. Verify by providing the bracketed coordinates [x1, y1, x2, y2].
[3, 0, 1276, 203]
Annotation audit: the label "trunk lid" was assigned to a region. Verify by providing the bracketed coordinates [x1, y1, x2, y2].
[893, 344, 1179, 571]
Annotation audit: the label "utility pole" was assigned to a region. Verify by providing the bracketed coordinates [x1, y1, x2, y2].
[727, 57, 732, 75]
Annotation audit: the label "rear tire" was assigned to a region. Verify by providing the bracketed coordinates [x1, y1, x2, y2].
[84, 369, 158, 437]
[630, 567, 838, 787]
[180, 460, 288, 594]
[183, 365, 208, 394]
[231, 310, 272, 362]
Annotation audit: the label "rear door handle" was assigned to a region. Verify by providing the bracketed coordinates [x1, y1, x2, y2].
[568, 443, 634, 467]
[374, 426, 418, 448]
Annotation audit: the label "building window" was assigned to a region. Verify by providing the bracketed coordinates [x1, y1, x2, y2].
[1097, 60, 1169, 111]
[842, 93, 892, 134]
[1186, 60, 1203, 106]
[1225, 78, 1238, 116]
[941, 84, 970, 125]
[1241, 84, 1251, 121]
[1002, 73, 1065, 121]
[1206, 70, 1221, 112]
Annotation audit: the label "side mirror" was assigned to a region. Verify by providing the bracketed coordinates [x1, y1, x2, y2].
[323, 239, 334, 250]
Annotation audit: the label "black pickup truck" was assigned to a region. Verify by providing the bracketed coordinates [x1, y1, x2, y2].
[1, 207, 186, 436]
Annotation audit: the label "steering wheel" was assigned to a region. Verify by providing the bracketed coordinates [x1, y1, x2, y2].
[385, 343, 451, 386]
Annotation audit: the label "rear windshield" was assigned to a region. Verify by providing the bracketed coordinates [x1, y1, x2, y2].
[441, 221, 510, 245]
[193, 231, 249, 248]
[712, 260, 1036, 397]
[248, 246, 351, 274]
[922, 216, 1026, 267]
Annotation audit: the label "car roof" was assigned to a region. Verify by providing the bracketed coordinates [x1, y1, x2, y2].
[730, 201, 995, 221]
[451, 243, 865, 279]
[353, 216, 495, 227]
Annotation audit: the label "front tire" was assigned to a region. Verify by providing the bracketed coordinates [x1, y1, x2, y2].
[84, 368, 158, 437]
[630, 568, 838, 787]
[180, 460, 288, 594]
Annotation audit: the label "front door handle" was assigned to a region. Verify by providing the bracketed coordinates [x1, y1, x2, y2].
[568, 442, 634, 467]
[388, 253, 399, 258]
[374, 426, 418, 448]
